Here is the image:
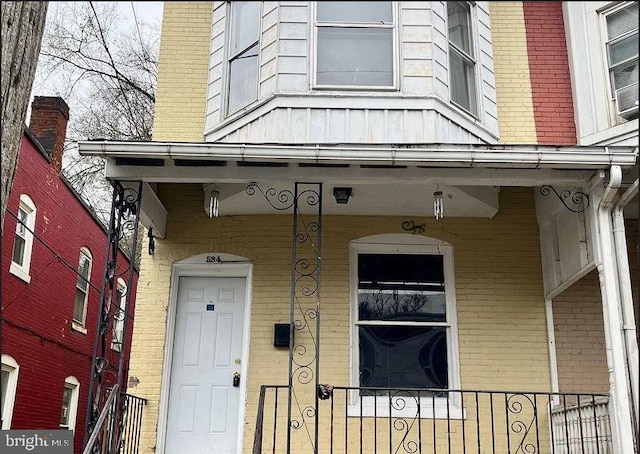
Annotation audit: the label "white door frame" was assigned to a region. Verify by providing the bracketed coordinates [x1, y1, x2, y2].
[156, 253, 253, 454]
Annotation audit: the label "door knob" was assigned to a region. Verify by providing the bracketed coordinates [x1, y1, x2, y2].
[233, 371, 240, 387]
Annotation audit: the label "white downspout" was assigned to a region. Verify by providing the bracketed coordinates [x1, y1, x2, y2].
[593, 165, 635, 453]
[613, 179, 639, 434]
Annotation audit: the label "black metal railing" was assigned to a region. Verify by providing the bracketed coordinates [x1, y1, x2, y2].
[82, 387, 147, 454]
[252, 386, 611, 454]
[119, 392, 147, 454]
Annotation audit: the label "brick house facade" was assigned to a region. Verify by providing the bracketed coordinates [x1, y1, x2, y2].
[1, 97, 139, 454]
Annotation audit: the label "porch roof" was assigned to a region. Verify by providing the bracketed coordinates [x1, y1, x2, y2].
[78, 141, 637, 239]
[79, 140, 638, 173]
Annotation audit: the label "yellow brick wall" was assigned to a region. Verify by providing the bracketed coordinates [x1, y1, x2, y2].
[489, 2, 537, 143]
[552, 271, 608, 393]
[152, 2, 212, 141]
[127, 185, 552, 453]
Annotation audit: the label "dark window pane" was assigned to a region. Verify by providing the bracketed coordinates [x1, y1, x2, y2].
[358, 254, 444, 290]
[359, 326, 448, 389]
[12, 237, 25, 266]
[73, 290, 86, 323]
[359, 289, 446, 322]
[317, 28, 393, 86]
[317, 1, 392, 23]
[228, 44, 259, 113]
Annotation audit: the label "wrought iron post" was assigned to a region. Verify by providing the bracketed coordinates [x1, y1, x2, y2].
[83, 181, 143, 453]
[286, 183, 322, 454]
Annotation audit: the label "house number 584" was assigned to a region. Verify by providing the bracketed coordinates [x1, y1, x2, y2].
[206, 255, 222, 263]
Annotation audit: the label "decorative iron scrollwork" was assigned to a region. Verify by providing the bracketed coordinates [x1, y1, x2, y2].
[84, 181, 143, 452]
[506, 393, 538, 454]
[402, 220, 426, 234]
[246, 182, 295, 210]
[539, 185, 589, 213]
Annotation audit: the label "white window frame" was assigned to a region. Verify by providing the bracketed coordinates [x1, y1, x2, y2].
[72, 247, 92, 332]
[312, 1, 398, 91]
[349, 235, 462, 419]
[59, 376, 80, 431]
[600, 1, 639, 120]
[224, 1, 262, 116]
[446, 1, 480, 117]
[1, 354, 20, 429]
[9, 194, 36, 283]
[111, 278, 127, 351]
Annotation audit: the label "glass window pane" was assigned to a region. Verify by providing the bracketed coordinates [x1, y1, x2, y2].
[12, 237, 25, 266]
[450, 49, 476, 113]
[15, 208, 27, 236]
[359, 289, 446, 322]
[607, 3, 638, 40]
[608, 34, 639, 66]
[317, 2, 392, 23]
[613, 59, 639, 89]
[359, 326, 448, 389]
[60, 387, 72, 426]
[230, 1, 260, 56]
[317, 28, 393, 86]
[76, 254, 91, 291]
[228, 44, 259, 114]
[448, 1, 473, 56]
[73, 290, 86, 323]
[1, 370, 9, 404]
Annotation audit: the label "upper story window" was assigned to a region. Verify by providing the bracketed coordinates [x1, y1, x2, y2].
[315, 2, 395, 88]
[227, 1, 261, 115]
[10, 194, 36, 283]
[604, 2, 638, 120]
[72, 248, 92, 330]
[59, 376, 80, 431]
[447, 1, 477, 116]
[111, 279, 127, 351]
[1, 354, 20, 429]
[350, 237, 461, 418]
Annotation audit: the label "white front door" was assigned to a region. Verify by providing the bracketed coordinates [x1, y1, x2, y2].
[166, 276, 246, 454]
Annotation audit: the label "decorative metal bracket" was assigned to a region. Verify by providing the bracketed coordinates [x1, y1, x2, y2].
[539, 185, 589, 213]
[402, 220, 426, 234]
[246, 182, 295, 211]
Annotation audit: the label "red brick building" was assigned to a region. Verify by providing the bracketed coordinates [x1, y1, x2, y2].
[1, 97, 138, 454]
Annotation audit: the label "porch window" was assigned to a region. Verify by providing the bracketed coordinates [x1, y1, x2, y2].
[351, 238, 461, 418]
[59, 376, 79, 431]
[111, 279, 127, 351]
[315, 2, 395, 88]
[604, 2, 638, 119]
[227, 1, 260, 115]
[10, 194, 37, 283]
[1, 354, 19, 430]
[72, 248, 92, 329]
[447, 1, 477, 115]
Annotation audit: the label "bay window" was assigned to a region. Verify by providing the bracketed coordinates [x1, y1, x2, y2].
[227, 1, 260, 114]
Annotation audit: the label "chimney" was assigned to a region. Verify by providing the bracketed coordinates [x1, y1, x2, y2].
[29, 96, 70, 174]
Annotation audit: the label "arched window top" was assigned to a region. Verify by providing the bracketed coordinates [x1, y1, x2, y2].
[64, 375, 79, 386]
[1, 354, 19, 369]
[79, 247, 92, 259]
[351, 233, 451, 248]
[18, 194, 36, 212]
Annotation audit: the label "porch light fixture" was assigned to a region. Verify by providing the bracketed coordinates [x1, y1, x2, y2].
[205, 185, 220, 218]
[333, 187, 353, 204]
[433, 190, 444, 220]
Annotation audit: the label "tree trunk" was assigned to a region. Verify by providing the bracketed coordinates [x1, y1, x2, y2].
[1, 1, 48, 235]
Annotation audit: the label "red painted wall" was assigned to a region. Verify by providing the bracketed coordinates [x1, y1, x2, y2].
[523, 1, 577, 145]
[1, 133, 138, 454]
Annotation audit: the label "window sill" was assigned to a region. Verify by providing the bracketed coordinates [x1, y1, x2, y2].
[71, 322, 87, 335]
[348, 397, 465, 420]
[9, 262, 31, 283]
